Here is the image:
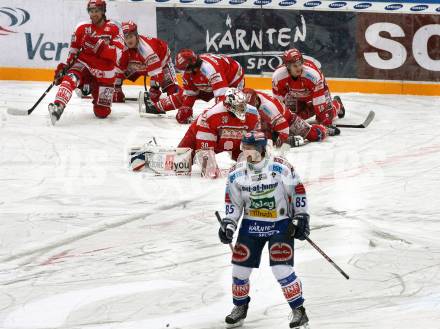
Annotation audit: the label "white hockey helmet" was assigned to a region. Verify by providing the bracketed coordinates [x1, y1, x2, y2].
[223, 88, 247, 121]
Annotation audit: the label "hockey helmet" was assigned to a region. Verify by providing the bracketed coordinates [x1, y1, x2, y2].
[87, 0, 106, 13]
[242, 88, 259, 108]
[122, 21, 138, 36]
[175, 49, 198, 71]
[283, 48, 303, 65]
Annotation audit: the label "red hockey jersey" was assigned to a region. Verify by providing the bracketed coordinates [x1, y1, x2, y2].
[272, 60, 332, 115]
[182, 54, 244, 106]
[67, 20, 124, 75]
[256, 91, 291, 143]
[118, 35, 171, 81]
[195, 102, 260, 160]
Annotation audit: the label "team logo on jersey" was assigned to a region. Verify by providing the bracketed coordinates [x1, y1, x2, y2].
[232, 243, 250, 262]
[0, 7, 30, 36]
[221, 116, 229, 124]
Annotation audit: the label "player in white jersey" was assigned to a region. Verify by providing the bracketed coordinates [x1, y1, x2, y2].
[219, 131, 310, 329]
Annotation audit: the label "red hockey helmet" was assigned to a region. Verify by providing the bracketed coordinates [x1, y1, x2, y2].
[175, 49, 198, 71]
[87, 0, 106, 13]
[242, 88, 258, 108]
[283, 48, 303, 65]
[122, 21, 138, 36]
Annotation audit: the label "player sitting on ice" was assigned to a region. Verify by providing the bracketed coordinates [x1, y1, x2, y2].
[219, 131, 310, 329]
[242, 88, 338, 147]
[177, 88, 259, 175]
[141, 49, 245, 124]
[272, 48, 345, 131]
[114, 21, 180, 103]
[48, 0, 124, 125]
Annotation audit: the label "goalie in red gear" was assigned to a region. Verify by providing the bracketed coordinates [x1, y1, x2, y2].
[48, 0, 124, 124]
[242, 88, 333, 145]
[141, 50, 245, 124]
[114, 21, 180, 103]
[178, 88, 259, 161]
[272, 48, 345, 129]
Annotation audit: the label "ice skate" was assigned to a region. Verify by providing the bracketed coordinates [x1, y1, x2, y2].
[289, 306, 309, 329]
[225, 302, 249, 328]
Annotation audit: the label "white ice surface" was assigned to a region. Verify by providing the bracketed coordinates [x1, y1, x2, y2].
[0, 81, 439, 329]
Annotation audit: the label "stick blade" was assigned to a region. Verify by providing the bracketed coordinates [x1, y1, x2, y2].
[7, 108, 30, 116]
[360, 110, 375, 128]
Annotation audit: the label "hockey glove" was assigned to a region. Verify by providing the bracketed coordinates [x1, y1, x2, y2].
[291, 213, 310, 241]
[176, 106, 193, 124]
[54, 63, 67, 86]
[218, 218, 237, 244]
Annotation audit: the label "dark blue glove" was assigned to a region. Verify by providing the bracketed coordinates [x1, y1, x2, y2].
[218, 218, 237, 244]
[292, 213, 310, 240]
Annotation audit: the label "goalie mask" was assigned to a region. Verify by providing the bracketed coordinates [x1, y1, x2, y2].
[223, 88, 247, 121]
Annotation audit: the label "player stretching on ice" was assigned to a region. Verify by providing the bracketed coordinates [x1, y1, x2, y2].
[219, 131, 310, 328]
[142, 50, 245, 124]
[242, 88, 338, 146]
[48, 0, 124, 124]
[114, 21, 180, 103]
[272, 48, 345, 132]
[177, 88, 259, 161]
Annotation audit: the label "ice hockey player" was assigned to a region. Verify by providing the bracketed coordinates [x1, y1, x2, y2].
[242, 88, 337, 146]
[272, 48, 345, 130]
[114, 21, 179, 103]
[219, 131, 310, 328]
[142, 50, 245, 124]
[177, 88, 259, 161]
[48, 0, 124, 124]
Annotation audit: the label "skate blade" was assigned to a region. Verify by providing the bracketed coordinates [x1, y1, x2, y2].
[291, 323, 310, 329]
[226, 319, 244, 328]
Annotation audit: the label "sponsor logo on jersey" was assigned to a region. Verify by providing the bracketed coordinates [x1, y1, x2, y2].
[303, 1, 322, 8]
[250, 196, 276, 211]
[251, 173, 267, 181]
[353, 2, 372, 10]
[384, 4, 403, 11]
[410, 5, 428, 12]
[270, 243, 293, 262]
[279, 0, 297, 6]
[220, 128, 246, 140]
[232, 243, 250, 262]
[0, 7, 30, 36]
[249, 208, 277, 219]
[282, 282, 302, 301]
[329, 2, 347, 9]
[242, 182, 278, 194]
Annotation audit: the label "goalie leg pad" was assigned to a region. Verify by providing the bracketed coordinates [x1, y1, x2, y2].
[289, 114, 311, 138]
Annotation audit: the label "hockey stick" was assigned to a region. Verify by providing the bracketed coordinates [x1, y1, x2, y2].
[7, 82, 55, 116]
[336, 110, 375, 128]
[215, 211, 234, 253]
[7, 51, 82, 116]
[304, 236, 350, 280]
